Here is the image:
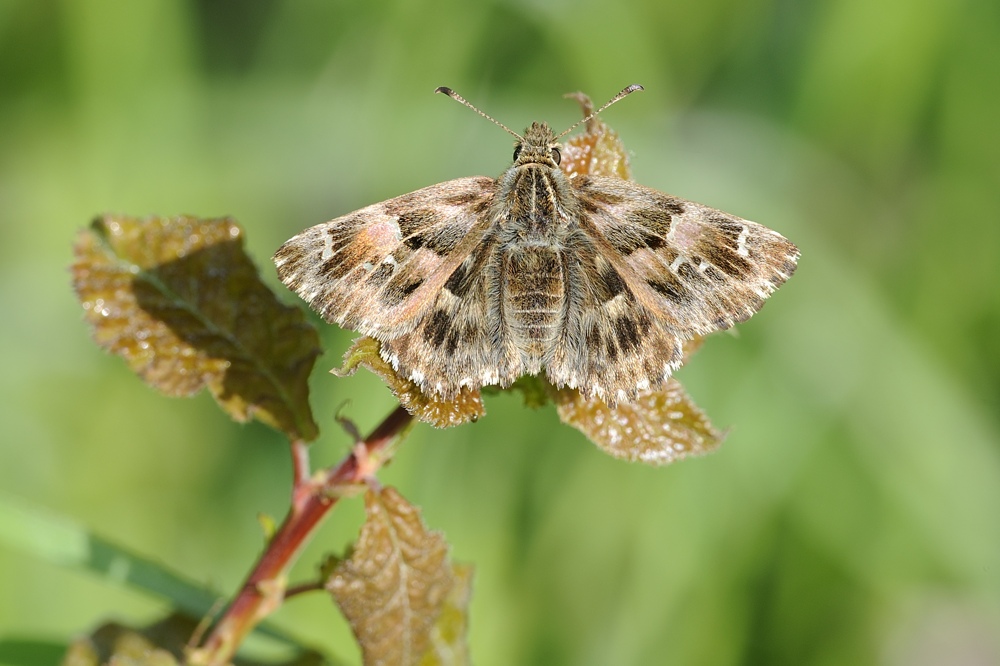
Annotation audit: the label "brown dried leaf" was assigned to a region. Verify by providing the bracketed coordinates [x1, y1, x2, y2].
[328, 486, 455, 666]
[72, 214, 320, 441]
[335, 337, 484, 428]
[418, 563, 473, 666]
[554, 379, 725, 465]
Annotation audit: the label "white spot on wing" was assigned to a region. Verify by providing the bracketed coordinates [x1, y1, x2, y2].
[321, 231, 335, 261]
[736, 224, 750, 257]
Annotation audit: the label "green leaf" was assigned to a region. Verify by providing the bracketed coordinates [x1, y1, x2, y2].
[71, 214, 320, 441]
[0, 496, 218, 617]
[0, 492, 302, 651]
[0, 638, 67, 666]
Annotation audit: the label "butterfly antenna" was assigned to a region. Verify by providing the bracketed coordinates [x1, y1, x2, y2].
[555, 84, 644, 140]
[435, 86, 523, 141]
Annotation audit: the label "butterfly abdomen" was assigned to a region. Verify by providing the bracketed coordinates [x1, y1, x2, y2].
[501, 245, 565, 369]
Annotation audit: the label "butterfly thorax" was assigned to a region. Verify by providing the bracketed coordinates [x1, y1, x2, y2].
[495, 122, 579, 230]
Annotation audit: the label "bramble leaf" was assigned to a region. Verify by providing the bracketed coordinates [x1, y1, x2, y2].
[71, 214, 320, 441]
[554, 379, 725, 465]
[418, 564, 473, 666]
[336, 337, 484, 428]
[327, 486, 455, 666]
[492, 339, 721, 464]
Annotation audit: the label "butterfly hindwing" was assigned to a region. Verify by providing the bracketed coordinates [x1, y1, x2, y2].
[379, 235, 523, 399]
[547, 230, 685, 402]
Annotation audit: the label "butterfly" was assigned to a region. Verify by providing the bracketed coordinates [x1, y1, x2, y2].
[274, 85, 799, 405]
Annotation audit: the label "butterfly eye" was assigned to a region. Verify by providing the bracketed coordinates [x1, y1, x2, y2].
[550, 147, 561, 165]
[513, 145, 522, 161]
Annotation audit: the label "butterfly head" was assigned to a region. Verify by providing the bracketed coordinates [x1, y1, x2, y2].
[512, 122, 561, 167]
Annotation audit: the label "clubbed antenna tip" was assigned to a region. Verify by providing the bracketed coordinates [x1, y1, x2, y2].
[555, 84, 644, 140]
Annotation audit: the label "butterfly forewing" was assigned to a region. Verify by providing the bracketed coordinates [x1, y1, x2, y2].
[274, 176, 496, 338]
[572, 175, 799, 337]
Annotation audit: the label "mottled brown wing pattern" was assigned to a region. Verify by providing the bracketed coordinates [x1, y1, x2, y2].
[275, 109, 799, 407]
[572, 175, 799, 338]
[379, 235, 523, 399]
[547, 232, 686, 403]
[273, 176, 496, 338]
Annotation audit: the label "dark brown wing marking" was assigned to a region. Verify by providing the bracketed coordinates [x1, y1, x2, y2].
[572, 175, 799, 337]
[379, 235, 522, 399]
[547, 231, 684, 403]
[273, 176, 497, 339]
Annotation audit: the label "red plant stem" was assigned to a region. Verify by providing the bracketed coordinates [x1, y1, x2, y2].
[192, 405, 413, 665]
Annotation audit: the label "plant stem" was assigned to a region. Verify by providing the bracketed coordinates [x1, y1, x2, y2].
[189, 405, 413, 665]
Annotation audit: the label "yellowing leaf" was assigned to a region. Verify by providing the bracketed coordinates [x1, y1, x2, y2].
[72, 214, 320, 441]
[328, 486, 455, 666]
[418, 564, 473, 666]
[554, 379, 725, 465]
[336, 337, 484, 428]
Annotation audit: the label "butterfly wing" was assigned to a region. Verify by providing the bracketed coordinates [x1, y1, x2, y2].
[548, 175, 799, 402]
[378, 235, 523, 400]
[273, 176, 496, 339]
[547, 234, 686, 402]
[572, 175, 798, 335]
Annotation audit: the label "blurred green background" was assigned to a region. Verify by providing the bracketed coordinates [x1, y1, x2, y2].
[2, 0, 999, 664]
